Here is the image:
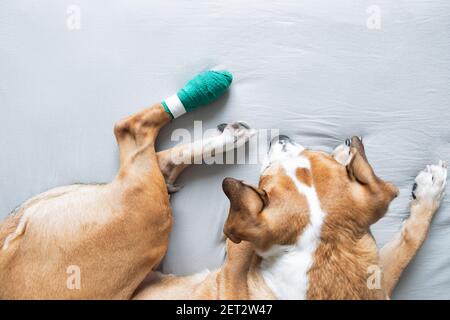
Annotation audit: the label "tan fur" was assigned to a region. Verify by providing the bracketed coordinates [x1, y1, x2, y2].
[380, 200, 441, 296]
[133, 138, 402, 300]
[0, 103, 256, 299]
[134, 136, 443, 300]
[0, 107, 443, 301]
[296, 168, 312, 187]
[0, 104, 173, 299]
[133, 240, 276, 300]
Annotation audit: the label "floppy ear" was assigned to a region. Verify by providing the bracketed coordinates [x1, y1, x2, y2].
[346, 148, 376, 185]
[222, 177, 269, 244]
[345, 136, 376, 185]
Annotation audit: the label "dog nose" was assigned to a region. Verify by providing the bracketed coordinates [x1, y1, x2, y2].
[270, 135, 291, 147]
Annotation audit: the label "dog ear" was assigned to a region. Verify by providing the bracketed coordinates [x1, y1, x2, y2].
[345, 136, 378, 185]
[222, 177, 269, 244]
[346, 148, 376, 185]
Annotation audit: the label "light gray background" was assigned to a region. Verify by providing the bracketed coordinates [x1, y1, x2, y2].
[0, 0, 449, 299]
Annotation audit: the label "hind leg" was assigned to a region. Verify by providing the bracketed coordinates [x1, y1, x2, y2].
[0, 103, 174, 299]
[111, 102, 175, 266]
[380, 161, 447, 297]
[114, 103, 171, 172]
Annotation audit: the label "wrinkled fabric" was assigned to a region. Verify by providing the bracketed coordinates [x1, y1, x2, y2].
[0, 0, 449, 299]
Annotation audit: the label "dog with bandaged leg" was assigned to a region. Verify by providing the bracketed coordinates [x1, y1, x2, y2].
[0, 69, 447, 299]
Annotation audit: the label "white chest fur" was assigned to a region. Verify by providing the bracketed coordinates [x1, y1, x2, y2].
[258, 156, 326, 300]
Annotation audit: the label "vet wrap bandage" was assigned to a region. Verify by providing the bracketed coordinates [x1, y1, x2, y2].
[162, 69, 233, 119]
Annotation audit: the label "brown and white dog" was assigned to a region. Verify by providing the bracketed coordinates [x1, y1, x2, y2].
[0, 103, 447, 299]
[133, 135, 447, 300]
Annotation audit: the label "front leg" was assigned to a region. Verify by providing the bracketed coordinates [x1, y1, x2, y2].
[380, 161, 447, 297]
[157, 122, 256, 193]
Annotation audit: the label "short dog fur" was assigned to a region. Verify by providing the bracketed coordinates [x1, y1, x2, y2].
[0, 103, 447, 299]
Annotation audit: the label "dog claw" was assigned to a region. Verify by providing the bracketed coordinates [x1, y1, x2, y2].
[167, 184, 183, 194]
[217, 123, 227, 133]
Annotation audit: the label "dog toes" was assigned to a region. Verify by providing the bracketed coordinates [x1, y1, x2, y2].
[167, 183, 182, 194]
[217, 121, 251, 133]
[412, 161, 447, 207]
[218, 121, 256, 145]
[217, 123, 228, 133]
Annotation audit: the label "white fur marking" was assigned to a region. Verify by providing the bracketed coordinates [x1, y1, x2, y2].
[261, 140, 305, 173]
[259, 149, 326, 300]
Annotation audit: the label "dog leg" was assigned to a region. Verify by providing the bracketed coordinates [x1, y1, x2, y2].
[0, 103, 175, 299]
[111, 102, 175, 264]
[379, 161, 447, 297]
[114, 103, 171, 168]
[157, 122, 255, 193]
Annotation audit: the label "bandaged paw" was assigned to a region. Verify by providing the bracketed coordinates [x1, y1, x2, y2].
[162, 68, 233, 119]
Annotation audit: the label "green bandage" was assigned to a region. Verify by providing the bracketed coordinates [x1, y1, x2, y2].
[162, 69, 233, 119]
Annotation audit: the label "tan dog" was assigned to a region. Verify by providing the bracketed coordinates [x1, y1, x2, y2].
[0, 104, 446, 299]
[133, 136, 447, 300]
[0, 103, 255, 299]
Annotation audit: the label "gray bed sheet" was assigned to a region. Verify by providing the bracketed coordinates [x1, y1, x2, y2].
[0, 0, 449, 299]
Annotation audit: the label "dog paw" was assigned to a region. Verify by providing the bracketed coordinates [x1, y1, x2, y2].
[167, 183, 182, 194]
[217, 121, 257, 149]
[412, 160, 447, 208]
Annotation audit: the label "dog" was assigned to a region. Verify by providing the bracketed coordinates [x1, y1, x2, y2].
[0, 104, 446, 299]
[132, 136, 447, 299]
[0, 102, 255, 299]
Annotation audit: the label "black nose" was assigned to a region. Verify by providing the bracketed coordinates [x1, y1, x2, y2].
[270, 135, 291, 147]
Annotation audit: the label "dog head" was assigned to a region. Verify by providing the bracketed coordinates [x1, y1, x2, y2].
[222, 136, 398, 252]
